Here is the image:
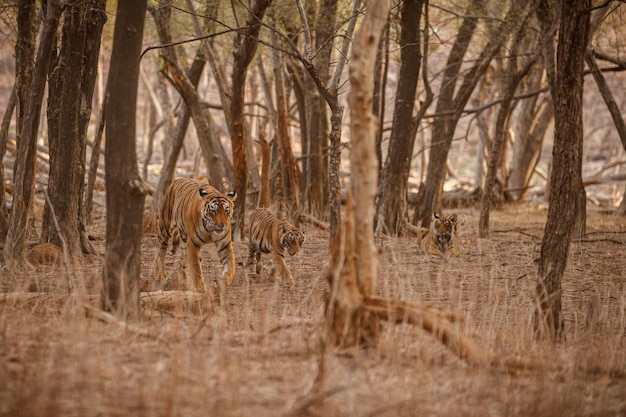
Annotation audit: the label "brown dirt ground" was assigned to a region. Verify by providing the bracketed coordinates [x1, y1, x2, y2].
[1, 204, 626, 417]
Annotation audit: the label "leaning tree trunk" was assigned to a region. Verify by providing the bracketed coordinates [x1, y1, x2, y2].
[4, 0, 61, 270]
[101, 0, 149, 319]
[154, 51, 205, 207]
[413, 0, 483, 228]
[42, 0, 106, 257]
[326, 0, 389, 348]
[414, 1, 518, 228]
[150, 3, 227, 189]
[534, 0, 589, 340]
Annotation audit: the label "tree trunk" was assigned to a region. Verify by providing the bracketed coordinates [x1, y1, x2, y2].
[226, 0, 272, 240]
[508, 64, 554, 201]
[4, 0, 61, 270]
[326, 0, 389, 349]
[305, 0, 337, 218]
[101, 0, 149, 319]
[42, 0, 106, 257]
[271, 28, 300, 217]
[534, 0, 589, 340]
[375, 0, 422, 236]
[0, 85, 15, 242]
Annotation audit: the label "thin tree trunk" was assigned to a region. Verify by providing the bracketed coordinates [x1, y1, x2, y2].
[375, 0, 422, 236]
[479, 11, 539, 237]
[271, 27, 299, 217]
[0, 85, 16, 242]
[535, 0, 589, 340]
[4, 0, 61, 270]
[226, 0, 272, 240]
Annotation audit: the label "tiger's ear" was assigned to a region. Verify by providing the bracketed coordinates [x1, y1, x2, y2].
[198, 188, 209, 197]
[433, 213, 440, 220]
[449, 214, 458, 224]
[226, 191, 237, 201]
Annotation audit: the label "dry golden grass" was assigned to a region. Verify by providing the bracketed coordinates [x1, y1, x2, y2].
[1, 204, 625, 417]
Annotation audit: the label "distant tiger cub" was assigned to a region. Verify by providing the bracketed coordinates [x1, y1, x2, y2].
[247, 208, 305, 284]
[154, 177, 237, 293]
[418, 213, 458, 259]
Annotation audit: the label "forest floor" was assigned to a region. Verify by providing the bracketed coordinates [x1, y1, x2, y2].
[1, 201, 625, 417]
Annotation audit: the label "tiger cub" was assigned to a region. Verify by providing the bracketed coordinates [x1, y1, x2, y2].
[418, 213, 458, 259]
[154, 177, 237, 293]
[247, 208, 305, 284]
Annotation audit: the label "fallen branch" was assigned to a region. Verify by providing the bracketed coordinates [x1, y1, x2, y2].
[363, 296, 535, 371]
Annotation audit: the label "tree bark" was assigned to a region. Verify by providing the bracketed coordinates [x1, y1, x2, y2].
[4, 0, 61, 270]
[42, 0, 106, 257]
[375, 0, 422, 236]
[534, 0, 589, 340]
[101, 0, 149, 319]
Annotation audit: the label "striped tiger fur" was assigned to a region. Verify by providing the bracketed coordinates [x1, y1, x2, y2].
[154, 177, 237, 292]
[418, 213, 458, 259]
[247, 208, 305, 284]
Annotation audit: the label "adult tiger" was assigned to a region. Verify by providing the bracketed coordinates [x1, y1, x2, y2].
[247, 208, 305, 285]
[418, 213, 458, 259]
[154, 177, 237, 293]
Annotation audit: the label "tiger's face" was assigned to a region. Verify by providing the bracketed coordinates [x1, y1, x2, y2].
[280, 223, 305, 256]
[200, 187, 237, 233]
[432, 213, 457, 244]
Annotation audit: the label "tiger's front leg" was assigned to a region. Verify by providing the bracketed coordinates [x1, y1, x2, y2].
[185, 241, 208, 292]
[221, 241, 236, 289]
[154, 243, 168, 282]
[270, 252, 294, 285]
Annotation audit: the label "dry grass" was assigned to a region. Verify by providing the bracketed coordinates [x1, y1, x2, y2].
[1, 205, 625, 417]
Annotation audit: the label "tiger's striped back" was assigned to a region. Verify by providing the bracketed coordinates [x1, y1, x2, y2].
[247, 208, 304, 284]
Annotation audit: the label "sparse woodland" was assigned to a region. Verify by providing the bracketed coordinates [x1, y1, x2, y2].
[1, 1, 626, 416]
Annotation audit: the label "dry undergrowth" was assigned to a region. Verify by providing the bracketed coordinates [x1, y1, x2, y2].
[1, 205, 625, 417]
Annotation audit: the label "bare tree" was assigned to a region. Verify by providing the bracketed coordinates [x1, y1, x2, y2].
[149, 2, 228, 189]
[534, 0, 590, 340]
[4, 0, 61, 270]
[414, 1, 519, 228]
[478, 5, 540, 237]
[101, 0, 150, 319]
